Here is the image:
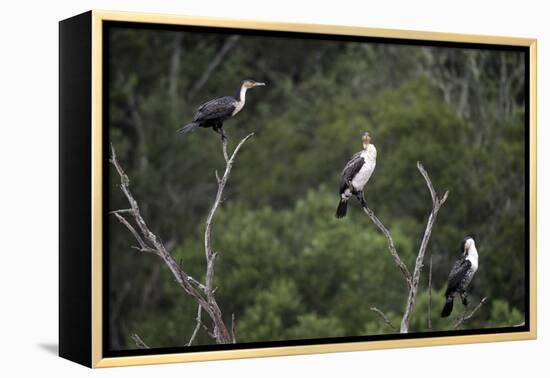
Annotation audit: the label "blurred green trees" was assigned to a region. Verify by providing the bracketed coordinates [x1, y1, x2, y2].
[107, 26, 526, 349]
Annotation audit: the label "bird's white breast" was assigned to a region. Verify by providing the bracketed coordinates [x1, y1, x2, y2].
[351, 145, 377, 190]
[232, 100, 245, 116]
[466, 245, 479, 272]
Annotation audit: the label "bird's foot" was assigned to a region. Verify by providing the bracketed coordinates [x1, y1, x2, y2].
[220, 126, 227, 139]
[356, 191, 367, 208]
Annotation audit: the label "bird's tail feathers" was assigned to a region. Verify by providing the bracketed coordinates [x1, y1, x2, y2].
[177, 122, 199, 134]
[441, 297, 454, 318]
[335, 199, 348, 219]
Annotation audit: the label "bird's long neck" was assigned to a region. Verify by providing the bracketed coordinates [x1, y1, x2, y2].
[362, 144, 377, 159]
[466, 244, 478, 270]
[237, 85, 248, 104]
[467, 244, 478, 259]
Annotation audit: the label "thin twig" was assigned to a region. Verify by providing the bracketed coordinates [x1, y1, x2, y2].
[362, 207, 412, 286]
[231, 313, 237, 344]
[109, 208, 135, 215]
[187, 305, 203, 346]
[370, 307, 397, 331]
[454, 297, 488, 329]
[131, 333, 150, 349]
[187, 276, 207, 292]
[400, 162, 449, 333]
[113, 213, 156, 254]
[221, 132, 229, 163]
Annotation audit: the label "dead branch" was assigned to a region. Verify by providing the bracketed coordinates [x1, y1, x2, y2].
[187, 305, 203, 346]
[222, 135, 229, 163]
[203, 133, 253, 342]
[361, 207, 412, 286]
[231, 313, 237, 344]
[131, 333, 150, 349]
[112, 213, 155, 253]
[370, 307, 397, 331]
[400, 162, 449, 333]
[454, 297, 488, 329]
[362, 161, 448, 333]
[110, 134, 253, 344]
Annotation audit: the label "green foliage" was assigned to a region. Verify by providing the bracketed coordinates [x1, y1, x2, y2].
[107, 27, 527, 349]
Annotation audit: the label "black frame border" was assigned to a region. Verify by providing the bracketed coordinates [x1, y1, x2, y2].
[101, 20, 531, 359]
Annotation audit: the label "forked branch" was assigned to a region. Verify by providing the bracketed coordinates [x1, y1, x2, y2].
[454, 297, 488, 329]
[400, 162, 449, 333]
[110, 132, 253, 346]
[370, 307, 397, 331]
[362, 206, 412, 286]
[363, 162, 449, 333]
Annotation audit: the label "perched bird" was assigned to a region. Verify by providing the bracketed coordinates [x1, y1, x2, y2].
[177, 79, 266, 138]
[335, 132, 377, 218]
[441, 236, 479, 317]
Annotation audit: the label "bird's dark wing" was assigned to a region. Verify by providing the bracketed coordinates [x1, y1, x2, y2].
[339, 153, 365, 193]
[340, 153, 364, 190]
[445, 256, 472, 295]
[195, 96, 236, 121]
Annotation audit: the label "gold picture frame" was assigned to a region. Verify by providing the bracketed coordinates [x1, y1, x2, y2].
[59, 10, 537, 368]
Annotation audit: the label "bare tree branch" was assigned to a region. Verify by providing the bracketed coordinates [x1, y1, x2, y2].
[400, 162, 449, 333]
[361, 207, 412, 286]
[454, 297, 488, 329]
[362, 161, 448, 333]
[110, 135, 252, 344]
[221, 131, 229, 163]
[111, 145, 214, 337]
[370, 307, 397, 331]
[109, 208, 134, 215]
[187, 305, 203, 346]
[231, 313, 237, 344]
[131, 333, 150, 349]
[113, 213, 156, 254]
[203, 133, 254, 342]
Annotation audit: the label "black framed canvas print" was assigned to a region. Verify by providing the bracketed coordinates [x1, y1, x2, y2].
[59, 10, 537, 368]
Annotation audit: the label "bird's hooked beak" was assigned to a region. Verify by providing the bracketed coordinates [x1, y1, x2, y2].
[242, 80, 266, 89]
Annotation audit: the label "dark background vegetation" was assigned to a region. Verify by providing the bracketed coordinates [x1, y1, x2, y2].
[107, 26, 526, 350]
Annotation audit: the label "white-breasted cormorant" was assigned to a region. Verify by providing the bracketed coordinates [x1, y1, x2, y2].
[441, 236, 479, 317]
[177, 79, 265, 138]
[335, 132, 377, 218]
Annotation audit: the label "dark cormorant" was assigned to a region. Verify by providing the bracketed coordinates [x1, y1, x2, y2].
[177, 79, 265, 138]
[335, 132, 377, 218]
[441, 236, 479, 317]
